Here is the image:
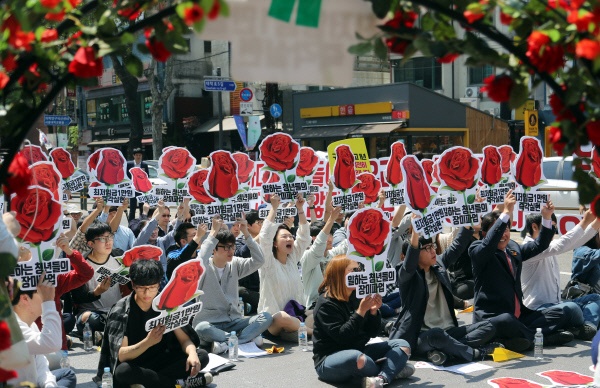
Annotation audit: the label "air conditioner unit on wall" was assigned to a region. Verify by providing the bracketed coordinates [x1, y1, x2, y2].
[465, 86, 480, 98]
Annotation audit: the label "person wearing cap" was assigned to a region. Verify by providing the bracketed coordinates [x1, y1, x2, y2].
[64, 204, 84, 240]
[126, 147, 150, 222]
[236, 210, 264, 315]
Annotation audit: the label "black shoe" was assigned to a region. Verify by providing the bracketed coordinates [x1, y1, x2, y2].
[571, 323, 597, 341]
[544, 330, 574, 346]
[384, 320, 395, 337]
[473, 342, 504, 360]
[178, 373, 213, 387]
[427, 350, 447, 366]
[499, 337, 532, 352]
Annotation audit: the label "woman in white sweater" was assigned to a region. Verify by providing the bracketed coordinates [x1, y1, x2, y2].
[259, 193, 312, 337]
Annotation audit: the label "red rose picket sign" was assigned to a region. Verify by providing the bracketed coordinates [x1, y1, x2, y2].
[87, 148, 133, 205]
[352, 172, 381, 205]
[296, 147, 320, 180]
[21, 145, 47, 166]
[333, 144, 358, 191]
[188, 169, 215, 205]
[130, 167, 153, 193]
[232, 152, 255, 187]
[346, 208, 395, 297]
[514, 137, 545, 190]
[49, 147, 75, 180]
[208, 151, 240, 201]
[498, 145, 517, 175]
[386, 141, 407, 187]
[481, 146, 503, 187]
[95, 245, 163, 290]
[30, 162, 62, 201]
[401, 156, 435, 213]
[157, 147, 197, 206]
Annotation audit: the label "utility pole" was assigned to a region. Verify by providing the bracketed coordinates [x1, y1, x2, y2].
[215, 67, 224, 149]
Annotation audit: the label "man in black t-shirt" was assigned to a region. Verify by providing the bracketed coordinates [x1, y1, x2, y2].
[98, 259, 211, 388]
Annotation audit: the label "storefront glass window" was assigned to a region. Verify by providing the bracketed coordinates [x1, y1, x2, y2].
[412, 133, 464, 159]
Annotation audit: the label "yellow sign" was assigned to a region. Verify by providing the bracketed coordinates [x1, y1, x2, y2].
[515, 100, 535, 120]
[327, 138, 370, 174]
[525, 110, 538, 136]
[300, 102, 393, 119]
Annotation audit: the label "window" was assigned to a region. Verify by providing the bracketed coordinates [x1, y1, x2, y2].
[204, 41, 211, 53]
[391, 57, 441, 90]
[543, 161, 558, 180]
[469, 65, 494, 85]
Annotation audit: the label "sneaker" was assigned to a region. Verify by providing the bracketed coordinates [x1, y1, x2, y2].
[499, 337, 532, 353]
[253, 335, 264, 347]
[183, 373, 213, 387]
[211, 341, 228, 354]
[427, 350, 447, 366]
[545, 330, 574, 346]
[363, 376, 385, 388]
[94, 331, 103, 347]
[395, 363, 415, 379]
[572, 323, 597, 341]
[474, 342, 505, 360]
[66, 335, 73, 350]
[383, 320, 395, 337]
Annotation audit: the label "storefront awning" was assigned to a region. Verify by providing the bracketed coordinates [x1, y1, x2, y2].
[192, 116, 265, 134]
[293, 125, 360, 139]
[351, 122, 404, 135]
[87, 139, 129, 147]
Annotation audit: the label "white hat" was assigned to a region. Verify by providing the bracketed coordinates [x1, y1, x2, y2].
[67, 204, 83, 214]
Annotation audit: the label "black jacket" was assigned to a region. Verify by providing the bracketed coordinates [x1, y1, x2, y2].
[468, 217, 553, 323]
[389, 227, 473, 349]
[312, 293, 380, 368]
[126, 160, 150, 179]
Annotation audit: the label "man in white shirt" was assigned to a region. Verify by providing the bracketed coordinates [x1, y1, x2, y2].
[521, 210, 600, 340]
[9, 274, 76, 387]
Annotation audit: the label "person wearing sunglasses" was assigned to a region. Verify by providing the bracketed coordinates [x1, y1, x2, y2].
[389, 220, 503, 366]
[193, 213, 274, 355]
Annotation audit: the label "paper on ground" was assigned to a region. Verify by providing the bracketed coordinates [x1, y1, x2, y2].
[415, 361, 492, 374]
[201, 353, 229, 373]
[238, 342, 269, 358]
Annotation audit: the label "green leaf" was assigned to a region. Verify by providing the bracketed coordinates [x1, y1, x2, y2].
[286, 174, 296, 183]
[467, 194, 476, 204]
[545, 29, 561, 43]
[42, 249, 54, 262]
[177, 182, 185, 189]
[348, 41, 373, 56]
[235, 189, 245, 195]
[373, 38, 388, 61]
[124, 55, 143, 77]
[349, 251, 363, 257]
[537, 179, 547, 186]
[440, 185, 454, 191]
[219, 0, 230, 17]
[430, 195, 437, 202]
[375, 261, 385, 271]
[49, 228, 58, 240]
[370, 0, 393, 18]
[119, 270, 129, 276]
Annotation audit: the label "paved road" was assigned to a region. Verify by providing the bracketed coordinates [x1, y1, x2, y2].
[60, 230, 596, 387]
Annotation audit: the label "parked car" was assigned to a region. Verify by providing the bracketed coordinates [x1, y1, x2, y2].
[538, 157, 579, 212]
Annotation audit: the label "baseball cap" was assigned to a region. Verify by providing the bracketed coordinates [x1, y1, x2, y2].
[67, 204, 82, 214]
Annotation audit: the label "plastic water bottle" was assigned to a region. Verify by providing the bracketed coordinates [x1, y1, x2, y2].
[101, 367, 113, 388]
[228, 331, 239, 361]
[238, 297, 245, 316]
[83, 322, 93, 351]
[534, 328, 544, 359]
[298, 322, 308, 351]
[59, 350, 70, 368]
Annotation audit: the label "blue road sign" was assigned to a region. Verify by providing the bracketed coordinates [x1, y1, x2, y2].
[203, 80, 237, 92]
[44, 115, 72, 126]
[240, 88, 253, 102]
[270, 103, 282, 118]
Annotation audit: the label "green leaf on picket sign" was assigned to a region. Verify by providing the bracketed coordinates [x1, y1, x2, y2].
[375, 261, 384, 271]
[286, 174, 296, 183]
[467, 194, 476, 204]
[349, 251, 363, 257]
[177, 182, 185, 189]
[42, 249, 54, 262]
[349, 41, 374, 56]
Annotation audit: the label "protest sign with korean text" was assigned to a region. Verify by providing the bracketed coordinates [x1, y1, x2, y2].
[400, 156, 442, 237]
[380, 141, 407, 207]
[130, 167, 159, 206]
[330, 144, 364, 212]
[50, 147, 87, 193]
[146, 259, 205, 333]
[512, 137, 548, 217]
[11, 258, 71, 291]
[157, 147, 197, 205]
[259, 133, 307, 202]
[345, 208, 395, 297]
[95, 245, 163, 287]
[87, 148, 134, 205]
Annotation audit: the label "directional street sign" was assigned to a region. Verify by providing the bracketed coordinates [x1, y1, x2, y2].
[240, 102, 253, 116]
[44, 115, 72, 126]
[270, 103, 282, 118]
[203, 80, 237, 92]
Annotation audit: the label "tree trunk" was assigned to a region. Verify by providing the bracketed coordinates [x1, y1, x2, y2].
[145, 57, 175, 159]
[110, 54, 142, 157]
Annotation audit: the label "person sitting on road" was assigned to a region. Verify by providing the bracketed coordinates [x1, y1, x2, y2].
[71, 222, 130, 340]
[572, 224, 600, 294]
[96, 259, 211, 388]
[258, 193, 313, 339]
[301, 206, 348, 310]
[98, 200, 135, 253]
[469, 190, 575, 351]
[312, 255, 414, 386]
[166, 222, 206, 280]
[9, 274, 76, 388]
[389, 222, 502, 366]
[236, 210, 263, 315]
[193, 215, 276, 355]
[521, 210, 600, 340]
